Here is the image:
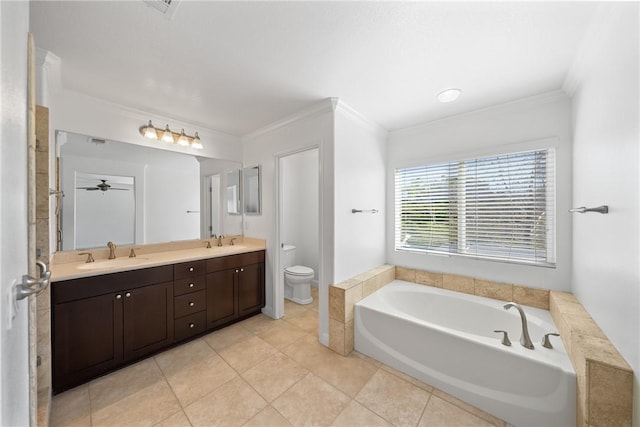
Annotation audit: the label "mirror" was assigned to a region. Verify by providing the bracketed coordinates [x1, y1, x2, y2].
[243, 165, 261, 215]
[226, 169, 241, 215]
[58, 131, 242, 250]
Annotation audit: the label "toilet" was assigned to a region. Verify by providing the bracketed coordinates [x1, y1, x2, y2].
[282, 244, 314, 304]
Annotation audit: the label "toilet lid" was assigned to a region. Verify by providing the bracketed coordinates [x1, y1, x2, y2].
[285, 265, 314, 276]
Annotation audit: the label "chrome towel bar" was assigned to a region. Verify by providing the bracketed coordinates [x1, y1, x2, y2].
[352, 208, 378, 214]
[569, 205, 608, 214]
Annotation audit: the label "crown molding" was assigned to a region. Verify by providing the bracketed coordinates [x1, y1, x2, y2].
[334, 99, 387, 137]
[35, 47, 62, 94]
[389, 90, 568, 138]
[242, 98, 337, 142]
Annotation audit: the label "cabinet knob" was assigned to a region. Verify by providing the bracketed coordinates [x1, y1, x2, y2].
[189, 302, 195, 307]
[189, 267, 194, 272]
[115, 294, 122, 299]
[189, 283, 194, 288]
[125, 292, 131, 298]
[189, 323, 195, 328]
[240, 268, 244, 272]
[235, 269, 239, 273]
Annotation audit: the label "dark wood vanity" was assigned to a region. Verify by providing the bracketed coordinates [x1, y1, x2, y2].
[52, 250, 265, 392]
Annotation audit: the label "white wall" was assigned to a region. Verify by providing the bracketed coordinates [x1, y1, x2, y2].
[281, 148, 319, 279]
[568, 4, 640, 424]
[387, 92, 573, 291]
[334, 104, 387, 283]
[241, 99, 335, 345]
[0, 1, 30, 425]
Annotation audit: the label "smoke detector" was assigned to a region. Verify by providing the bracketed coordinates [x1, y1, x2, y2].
[143, 0, 180, 19]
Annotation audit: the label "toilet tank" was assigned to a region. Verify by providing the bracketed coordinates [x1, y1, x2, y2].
[282, 244, 296, 268]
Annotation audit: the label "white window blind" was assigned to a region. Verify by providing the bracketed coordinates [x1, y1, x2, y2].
[395, 148, 555, 266]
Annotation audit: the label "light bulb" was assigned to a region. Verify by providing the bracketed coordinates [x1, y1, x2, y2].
[143, 120, 158, 139]
[162, 125, 174, 143]
[191, 132, 203, 149]
[437, 88, 462, 103]
[177, 129, 189, 146]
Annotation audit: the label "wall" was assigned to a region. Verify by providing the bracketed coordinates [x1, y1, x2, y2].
[387, 91, 573, 291]
[333, 104, 387, 283]
[281, 148, 319, 279]
[241, 99, 335, 345]
[568, 4, 640, 424]
[198, 158, 243, 237]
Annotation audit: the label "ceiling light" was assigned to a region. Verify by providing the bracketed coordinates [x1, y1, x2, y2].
[139, 121, 203, 149]
[143, 120, 158, 139]
[437, 88, 462, 103]
[161, 125, 174, 143]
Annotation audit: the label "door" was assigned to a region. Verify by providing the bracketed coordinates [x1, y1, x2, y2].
[123, 282, 174, 361]
[1, 5, 32, 425]
[238, 263, 265, 317]
[206, 269, 237, 328]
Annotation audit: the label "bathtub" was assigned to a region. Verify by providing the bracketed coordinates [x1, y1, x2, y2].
[354, 280, 576, 427]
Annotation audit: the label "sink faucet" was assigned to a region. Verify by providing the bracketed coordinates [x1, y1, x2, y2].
[107, 241, 117, 259]
[503, 302, 534, 349]
[217, 235, 225, 247]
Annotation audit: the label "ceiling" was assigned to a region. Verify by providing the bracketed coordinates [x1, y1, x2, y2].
[29, 1, 600, 136]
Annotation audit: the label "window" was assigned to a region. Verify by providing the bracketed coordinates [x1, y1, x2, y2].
[395, 148, 555, 266]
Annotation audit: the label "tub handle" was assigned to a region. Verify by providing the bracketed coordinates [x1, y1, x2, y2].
[542, 332, 560, 349]
[493, 330, 512, 347]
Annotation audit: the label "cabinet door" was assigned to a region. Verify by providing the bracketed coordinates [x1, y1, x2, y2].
[238, 262, 265, 317]
[206, 269, 237, 328]
[53, 292, 123, 391]
[123, 281, 174, 361]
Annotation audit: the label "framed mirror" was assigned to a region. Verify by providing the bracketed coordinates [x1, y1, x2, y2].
[226, 169, 242, 215]
[243, 165, 261, 215]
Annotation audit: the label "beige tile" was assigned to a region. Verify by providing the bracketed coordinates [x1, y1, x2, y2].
[512, 285, 549, 310]
[572, 334, 631, 370]
[587, 361, 633, 426]
[344, 285, 363, 323]
[355, 369, 430, 427]
[36, 149, 48, 174]
[563, 314, 607, 340]
[351, 351, 383, 368]
[243, 406, 293, 427]
[380, 365, 433, 392]
[272, 373, 351, 427]
[311, 350, 378, 398]
[185, 376, 267, 427]
[153, 410, 192, 427]
[89, 358, 165, 412]
[284, 299, 309, 318]
[202, 323, 253, 352]
[333, 278, 360, 290]
[442, 274, 474, 294]
[418, 395, 495, 427]
[474, 279, 513, 302]
[344, 319, 354, 354]
[92, 380, 181, 427]
[550, 291, 579, 304]
[241, 313, 281, 335]
[241, 352, 308, 402]
[329, 286, 346, 322]
[329, 318, 346, 355]
[558, 300, 591, 318]
[50, 385, 91, 427]
[331, 400, 392, 427]
[415, 270, 443, 288]
[155, 339, 237, 406]
[283, 309, 319, 334]
[36, 172, 49, 219]
[281, 334, 343, 373]
[431, 389, 506, 426]
[259, 320, 308, 349]
[380, 266, 396, 286]
[218, 335, 279, 373]
[395, 267, 416, 282]
[362, 276, 381, 297]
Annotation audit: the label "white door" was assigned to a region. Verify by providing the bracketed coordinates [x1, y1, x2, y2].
[1, 2, 32, 425]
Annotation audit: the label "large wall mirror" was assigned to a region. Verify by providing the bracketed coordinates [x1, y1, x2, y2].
[58, 131, 242, 250]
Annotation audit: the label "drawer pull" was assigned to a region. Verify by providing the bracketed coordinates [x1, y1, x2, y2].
[189, 302, 195, 307]
[189, 283, 194, 288]
[125, 292, 131, 298]
[115, 294, 122, 300]
[189, 267, 194, 272]
[240, 268, 244, 272]
[189, 323, 195, 328]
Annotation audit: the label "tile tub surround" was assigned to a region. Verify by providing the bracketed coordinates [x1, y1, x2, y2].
[329, 265, 396, 356]
[50, 306, 506, 427]
[550, 292, 633, 427]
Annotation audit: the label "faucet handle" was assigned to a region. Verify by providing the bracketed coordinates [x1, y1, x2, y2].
[129, 248, 139, 258]
[79, 252, 94, 263]
[230, 237, 237, 246]
[493, 330, 512, 347]
[206, 240, 212, 248]
[542, 332, 560, 349]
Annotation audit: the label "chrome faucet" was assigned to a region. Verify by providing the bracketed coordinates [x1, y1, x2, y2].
[217, 235, 225, 247]
[503, 302, 534, 349]
[107, 241, 117, 259]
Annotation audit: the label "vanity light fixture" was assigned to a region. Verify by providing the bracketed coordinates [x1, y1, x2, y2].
[139, 121, 203, 149]
[437, 88, 462, 103]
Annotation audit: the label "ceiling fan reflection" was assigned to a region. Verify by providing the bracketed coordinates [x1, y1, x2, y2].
[76, 179, 130, 192]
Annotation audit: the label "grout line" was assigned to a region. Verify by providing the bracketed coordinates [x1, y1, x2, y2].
[416, 390, 433, 427]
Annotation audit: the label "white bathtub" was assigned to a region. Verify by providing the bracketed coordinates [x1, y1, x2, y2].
[354, 280, 576, 427]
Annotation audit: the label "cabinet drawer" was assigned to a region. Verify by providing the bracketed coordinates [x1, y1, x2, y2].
[174, 260, 206, 280]
[206, 250, 265, 273]
[174, 276, 206, 296]
[174, 290, 206, 319]
[174, 311, 206, 342]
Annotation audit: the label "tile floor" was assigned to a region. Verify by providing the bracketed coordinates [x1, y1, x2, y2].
[50, 289, 506, 427]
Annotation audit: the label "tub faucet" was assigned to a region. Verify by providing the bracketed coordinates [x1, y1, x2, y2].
[107, 241, 117, 259]
[503, 302, 534, 349]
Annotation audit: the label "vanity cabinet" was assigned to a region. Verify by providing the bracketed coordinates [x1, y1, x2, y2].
[52, 265, 173, 391]
[173, 260, 207, 341]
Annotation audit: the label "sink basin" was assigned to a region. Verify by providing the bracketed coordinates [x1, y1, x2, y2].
[78, 258, 150, 270]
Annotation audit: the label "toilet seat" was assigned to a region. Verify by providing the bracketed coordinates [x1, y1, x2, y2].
[285, 265, 314, 276]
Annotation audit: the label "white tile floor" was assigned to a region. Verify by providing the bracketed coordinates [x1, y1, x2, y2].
[50, 289, 505, 427]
